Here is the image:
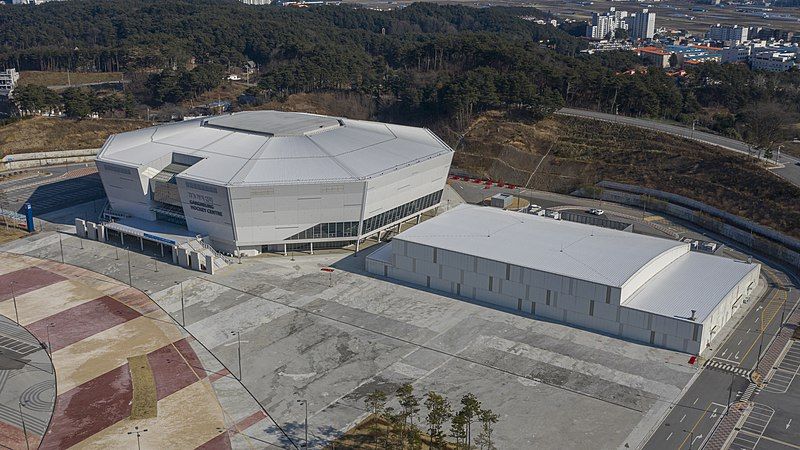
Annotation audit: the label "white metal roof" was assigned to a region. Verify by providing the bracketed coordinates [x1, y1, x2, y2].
[96, 111, 453, 186]
[621, 251, 758, 322]
[394, 205, 687, 289]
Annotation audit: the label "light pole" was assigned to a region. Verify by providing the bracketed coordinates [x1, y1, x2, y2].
[297, 399, 308, 449]
[18, 401, 29, 450]
[691, 120, 697, 140]
[127, 248, 132, 286]
[127, 426, 148, 450]
[45, 322, 55, 355]
[10, 281, 19, 324]
[58, 232, 64, 263]
[780, 288, 789, 327]
[230, 330, 242, 381]
[176, 281, 185, 326]
[726, 372, 734, 415]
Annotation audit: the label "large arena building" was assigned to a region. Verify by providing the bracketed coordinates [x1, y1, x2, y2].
[367, 205, 761, 353]
[95, 111, 453, 255]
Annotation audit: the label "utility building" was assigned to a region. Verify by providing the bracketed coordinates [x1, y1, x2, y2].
[96, 111, 453, 255]
[367, 205, 760, 354]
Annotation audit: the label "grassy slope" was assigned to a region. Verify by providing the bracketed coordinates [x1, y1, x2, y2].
[450, 111, 800, 239]
[0, 116, 151, 155]
[18, 71, 124, 87]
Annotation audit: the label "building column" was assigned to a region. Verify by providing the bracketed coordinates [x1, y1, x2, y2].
[416, 214, 421, 224]
[283, 244, 288, 256]
[120, 232, 125, 246]
[139, 236, 144, 251]
[309, 242, 314, 255]
[354, 238, 361, 254]
[160, 244, 164, 257]
[377, 231, 381, 243]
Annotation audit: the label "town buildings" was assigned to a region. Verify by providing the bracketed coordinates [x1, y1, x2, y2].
[707, 24, 749, 45]
[586, 7, 655, 40]
[0, 68, 19, 98]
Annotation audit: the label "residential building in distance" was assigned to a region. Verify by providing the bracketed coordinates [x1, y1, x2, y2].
[721, 42, 799, 71]
[239, 0, 271, 4]
[367, 205, 760, 354]
[721, 45, 753, 64]
[627, 9, 656, 40]
[586, 7, 628, 40]
[667, 45, 722, 65]
[637, 46, 671, 67]
[707, 24, 749, 45]
[0, 68, 19, 97]
[586, 7, 656, 41]
[750, 50, 798, 72]
[95, 111, 453, 256]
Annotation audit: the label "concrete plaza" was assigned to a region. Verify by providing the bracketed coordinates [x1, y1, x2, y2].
[0, 222, 700, 449]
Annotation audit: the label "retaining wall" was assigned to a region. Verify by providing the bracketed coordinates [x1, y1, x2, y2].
[590, 183, 800, 272]
[1, 148, 99, 171]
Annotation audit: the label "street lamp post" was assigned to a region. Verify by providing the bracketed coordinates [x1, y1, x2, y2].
[684, 429, 695, 450]
[176, 281, 185, 326]
[127, 426, 148, 450]
[726, 372, 734, 415]
[127, 249, 132, 286]
[58, 232, 64, 263]
[780, 288, 790, 327]
[297, 399, 308, 449]
[231, 330, 242, 381]
[10, 281, 19, 324]
[18, 401, 30, 450]
[45, 322, 55, 355]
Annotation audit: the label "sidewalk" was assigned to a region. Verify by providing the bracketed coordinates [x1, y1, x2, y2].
[0, 252, 276, 449]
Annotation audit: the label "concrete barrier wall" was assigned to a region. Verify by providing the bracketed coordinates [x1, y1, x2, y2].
[596, 188, 800, 272]
[1, 149, 99, 171]
[597, 181, 800, 253]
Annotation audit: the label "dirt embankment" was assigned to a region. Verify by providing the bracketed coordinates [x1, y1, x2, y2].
[451, 111, 800, 240]
[0, 117, 151, 156]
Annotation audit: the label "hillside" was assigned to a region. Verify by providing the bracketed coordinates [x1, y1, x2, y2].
[0, 117, 151, 155]
[448, 111, 800, 239]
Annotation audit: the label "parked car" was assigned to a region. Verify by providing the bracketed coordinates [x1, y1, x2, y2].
[588, 208, 605, 215]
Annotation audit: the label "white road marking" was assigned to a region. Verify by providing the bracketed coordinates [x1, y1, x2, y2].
[666, 432, 673, 441]
[735, 351, 741, 360]
[755, 316, 760, 323]
[738, 339, 743, 346]
[787, 419, 793, 430]
[693, 397, 699, 406]
[680, 414, 687, 423]
[721, 349, 728, 358]
[711, 407, 719, 418]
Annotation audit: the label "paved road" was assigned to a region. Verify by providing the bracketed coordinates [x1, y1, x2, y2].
[556, 108, 800, 188]
[0, 163, 105, 218]
[644, 286, 799, 450]
[746, 342, 800, 450]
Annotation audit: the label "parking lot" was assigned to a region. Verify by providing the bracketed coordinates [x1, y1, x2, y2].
[725, 341, 800, 450]
[0, 225, 700, 449]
